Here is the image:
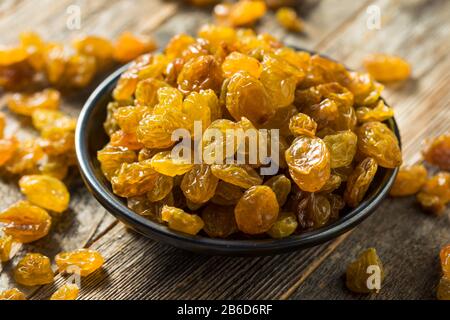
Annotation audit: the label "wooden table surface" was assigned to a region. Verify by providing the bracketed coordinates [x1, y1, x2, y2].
[0, 0, 449, 300]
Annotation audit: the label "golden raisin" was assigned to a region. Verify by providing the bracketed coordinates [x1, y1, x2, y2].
[7, 89, 60, 116]
[276, 7, 303, 32]
[181, 164, 219, 204]
[14, 253, 54, 286]
[201, 204, 238, 238]
[422, 133, 450, 171]
[161, 205, 204, 235]
[346, 248, 384, 294]
[55, 249, 104, 277]
[344, 157, 378, 208]
[441, 244, 450, 278]
[363, 53, 411, 82]
[0, 288, 26, 300]
[416, 171, 450, 215]
[113, 32, 157, 63]
[50, 283, 79, 300]
[389, 164, 427, 197]
[267, 212, 298, 238]
[0, 235, 13, 262]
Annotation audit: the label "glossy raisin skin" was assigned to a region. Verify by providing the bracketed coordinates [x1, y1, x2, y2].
[235, 185, 279, 234]
[422, 134, 450, 171]
[50, 284, 80, 300]
[416, 171, 450, 215]
[14, 253, 54, 286]
[363, 53, 411, 82]
[389, 164, 427, 197]
[55, 249, 104, 277]
[344, 158, 378, 208]
[161, 205, 204, 235]
[0, 288, 26, 300]
[202, 204, 238, 238]
[0, 235, 13, 262]
[346, 248, 384, 294]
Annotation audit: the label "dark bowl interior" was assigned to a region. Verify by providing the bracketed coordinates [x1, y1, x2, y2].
[75, 54, 400, 256]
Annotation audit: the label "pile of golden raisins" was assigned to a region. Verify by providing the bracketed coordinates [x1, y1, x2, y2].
[0, 30, 152, 300]
[98, 24, 403, 239]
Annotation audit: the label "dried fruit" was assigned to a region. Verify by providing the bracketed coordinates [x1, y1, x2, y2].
[31, 109, 76, 132]
[202, 204, 237, 238]
[113, 32, 157, 63]
[267, 212, 298, 238]
[264, 174, 291, 206]
[211, 181, 244, 205]
[73, 35, 114, 67]
[344, 157, 378, 208]
[276, 7, 303, 32]
[181, 164, 219, 204]
[222, 51, 262, 78]
[416, 171, 450, 215]
[111, 160, 159, 197]
[437, 277, 450, 300]
[161, 205, 204, 235]
[422, 133, 450, 171]
[323, 130, 358, 168]
[389, 164, 427, 197]
[55, 249, 104, 276]
[357, 121, 402, 168]
[150, 151, 194, 177]
[0, 235, 13, 262]
[289, 113, 317, 137]
[211, 164, 262, 189]
[147, 174, 173, 202]
[177, 55, 223, 94]
[346, 248, 384, 294]
[0, 288, 26, 300]
[19, 175, 70, 213]
[14, 253, 54, 286]
[5, 138, 44, 174]
[363, 53, 411, 82]
[441, 244, 450, 278]
[293, 191, 332, 229]
[97, 144, 136, 180]
[285, 136, 330, 192]
[50, 284, 79, 300]
[7, 89, 60, 116]
[0, 137, 18, 166]
[356, 100, 394, 123]
[0, 201, 51, 243]
[235, 185, 279, 234]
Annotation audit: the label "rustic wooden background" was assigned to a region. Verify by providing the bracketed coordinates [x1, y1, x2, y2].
[0, 0, 449, 300]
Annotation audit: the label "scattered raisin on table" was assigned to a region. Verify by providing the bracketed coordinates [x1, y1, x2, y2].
[416, 171, 450, 215]
[50, 284, 80, 300]
[55, 249, 104, 277]
[422, 133, 450, 171]
[0, 288, 26, 300]
[276, 7, 304, 32]
[346, 248, 384, 294]
[389, 164, 427, 197]
[363, 53, 411, 82]
[14, 253, 54, 286]
[0, 234, 13, 262]
[161, 205, 204, 235]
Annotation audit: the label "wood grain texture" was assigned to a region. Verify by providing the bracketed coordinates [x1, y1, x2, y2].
[1, 0, 449, 300]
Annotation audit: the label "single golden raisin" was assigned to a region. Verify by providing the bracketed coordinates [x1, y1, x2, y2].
[0, 201, 51, 243]
[285, 135, 331, 192]
[211, 164, 263, 189]
[363, 53, 411, 82]
[264, 174, 291, 206]
[181, 164, 219, 204]
[177, 55, 223, 94]
[7, 89, 60, 116]
[0, 46, 28, 66]
[222, 51, 262, 78]
[441, 244, 450, 278]
[323, 130, 358, 169]
[150, 151, 194, 177]
[0, 136, 18, 166]
[267, 212, 298, 238]
[161, 205, 204, 235]
[201, 204, 238, 238]
[50, 283, 79, 300]
[113, 32, 157, 63]
[344, 157, 378, 208]
[210, 181, 244, 205]
[346, 248, 384, 294]
[356, 100, 394, 123]
[416, 171, 450, 215]
[0, 235, 13, 262]
[5, 138, 44, 174]
[19, 175, 70, 213]
[289, 113, 317, 137]
[216, 0, 267, 27]
[276, 7, 303, 32]
[31, 109, 76, 132]
[422, 133, 450, 171]
[97, 144, 136, 180]
[357, 121, 402, 168]
[72, 35, 114, 67]
[55, 249, 104, 277]
[111, 160, 159, 197]
[234, 185, 279, 234]
[0, 288, 26, 300]
[14, 253, 54, 286]
[147, 174, 173, 202]
[389, 164, 427, 197]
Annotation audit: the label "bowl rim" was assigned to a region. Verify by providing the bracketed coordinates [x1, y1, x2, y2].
[75, 53, 400, 256]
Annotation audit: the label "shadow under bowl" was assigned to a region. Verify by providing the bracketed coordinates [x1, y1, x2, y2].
[75, 60, 400, 256]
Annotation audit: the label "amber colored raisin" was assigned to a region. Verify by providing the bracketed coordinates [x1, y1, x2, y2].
[50, 283, 79, 300]
[0, 288, 26, 300]
[7, 89, 60, 116]
[437, 276, 450, 300]
[31, 109, 76, 132]
[211, 164, 262, 189]
[0, 46, 28, 66]
[181, 164, 219, 204]
[323, 130, 358, 168]
[0, 235, 13, 262]
[416, 171, 450, 215]
[0, 201, 51, 243]
[346, 248, 384, 294]
[319, 174, 342, 193]
[289, 113, 317, 137]
[161, 205, 204, 235]
[62, 54, 97, 88]
[356, 100, 394, 123]
[147, 174, 173, 202]
[135, 78, 169, 107]
[19, 175, 69, 213]
[38, 155, 70, 180]
[202, 204, 238, 238]
[267, 212, 298, 238]
[14, 253, 54, 286]
[441, 244, 450, 278]
[201, 119, 241, 163]
[150, 151, 194, 177]
[178, 55, 223, 95]
[344, 158, 378, 208]
[128, 192, 173, 223]
[225, 71, 275, 125]
[0, 112, 5, 139]
[357, 121, 402, 168]
[363, 53, 411, 82]
[0, 137, 18, 166]
[222, 52, 262, 78]
[285, 135, 330, 192]
[264, 174, 291, 206]
[114, 32, 157, 63]
[97, 144, 136, 180]
[210, 181, 244, 205]
[235, 185, 279, 234]
[5, 138, 44, 175]
[111, 160, 159, 197]
[293, 191, 332, 229]
[217, 0, 267, 27]
[276, 7, 303, 32]
[73, 35, 114, 67]
[389, 164, 427, 197]
[422, 133, 450, 171]
[56, 249, 104, 277]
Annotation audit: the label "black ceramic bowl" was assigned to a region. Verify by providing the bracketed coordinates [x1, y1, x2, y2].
[76, 56, 400, 256]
